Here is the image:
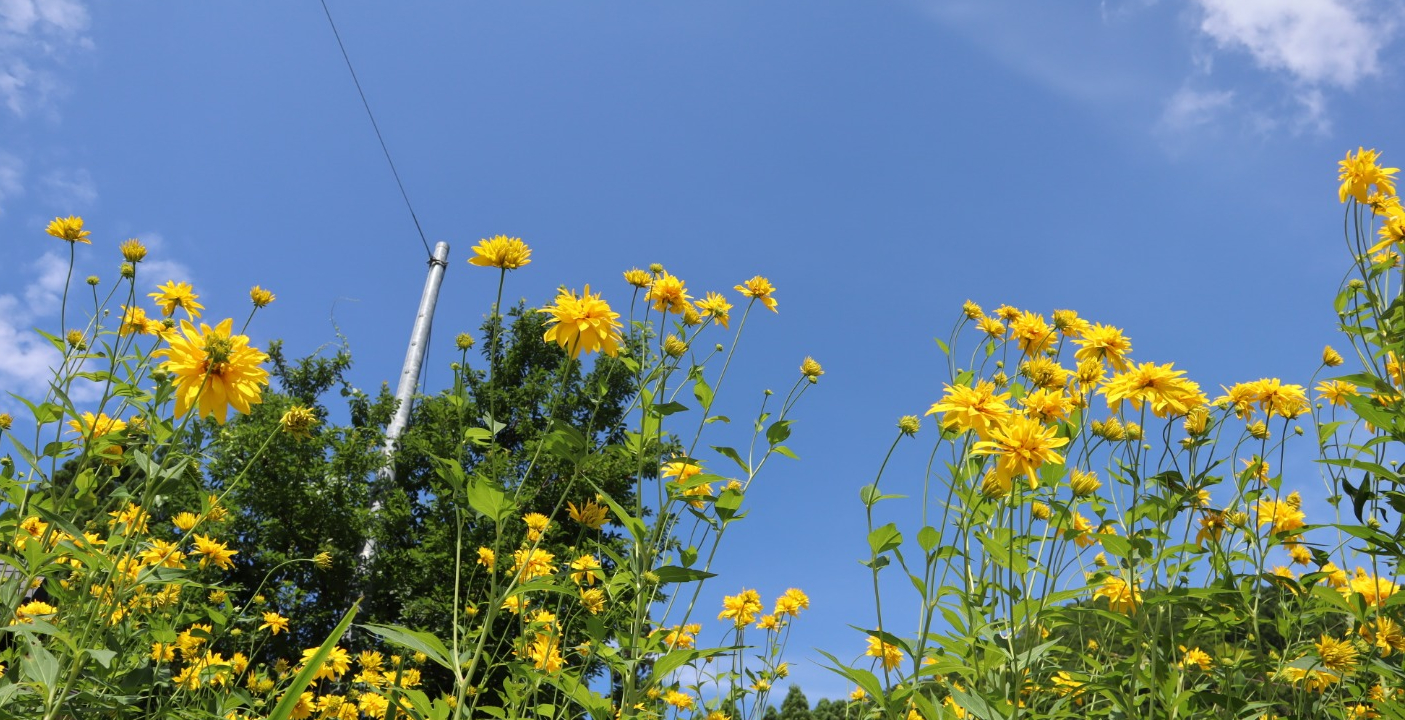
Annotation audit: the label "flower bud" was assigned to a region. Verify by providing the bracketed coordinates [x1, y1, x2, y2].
[897, 415, 920, 436]
[455, 333, 475, 350]
[85, 275, 100, 286]
[120, 238, 147, 262]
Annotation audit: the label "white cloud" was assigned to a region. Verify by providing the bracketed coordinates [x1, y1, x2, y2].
[1193, 0, 1387, 88]
[1159, 86, 1234, 131]
[0, 0, 89, 117]
[0, 242, 191, 410]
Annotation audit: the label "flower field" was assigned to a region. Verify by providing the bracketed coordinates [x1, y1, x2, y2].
[2, 149, 1405, 719]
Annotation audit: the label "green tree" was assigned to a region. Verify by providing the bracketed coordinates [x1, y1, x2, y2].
[779, 685, 813, 720]
[204, 340, 393, 658]
[206, 303, 646, 698]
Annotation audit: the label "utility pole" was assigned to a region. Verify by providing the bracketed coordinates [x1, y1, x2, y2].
[360, 241, 450, 565]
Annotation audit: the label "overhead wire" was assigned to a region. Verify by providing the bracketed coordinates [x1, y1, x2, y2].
[318, 0, 434, 261]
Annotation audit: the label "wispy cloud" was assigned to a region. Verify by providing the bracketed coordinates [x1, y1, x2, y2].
[0, 239, 191, 409]
[0, 0, 91, 118]
[1159, 86, 1235, 132]
[1193, 0, 1386, 89]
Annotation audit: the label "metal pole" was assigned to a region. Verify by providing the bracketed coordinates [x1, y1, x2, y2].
[360, 241, 450, 564]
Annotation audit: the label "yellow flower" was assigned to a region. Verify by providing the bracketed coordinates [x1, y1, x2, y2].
[1031, 502, 1051, 521]
[1066, 512, 1097, 548]
[120, 238, 147, 262]
[511, 547, 556, 581]
[695, 291, 733, 328]
[0, 412, 10, 431]
[1360, 617, 1405, 656]
[569, 554, 601, 586]
[1289, 544, 1312, 566]
[523, 512, 550, 542]
[1316, 379, 1357, 408]
[865, 635, 902, 671]
[279, 405, 318, 439]
[579, 588, 605, 615]
[774, 588, 809, 617]
[1019, 357, 1070, 390]
[800, 356, 823, 378]
[301, 645, 352, 681]
[156, 318, 270, 423]
[1339, 147, 1398, 204]
[1320, 562, 1348, 588]
[541, 285, 623, 359]
[1255, 498, 1305, 536]
[1315, 634, 1359, 674]
[148, 280, 205, 318]
[979, 470, 1011, 499]
[1052, 309, 1089, 338]
[662, 691, 695, 710]
[12, 600, 57, 624]
[1020, 387, 1072, 422]
[520, 633, 565, 673]
[1069, 469, 1100, 497]
[976, 315, 1006, 337]
[455, 332, 475, 350]
[192, 533, 238, 570]
[260, 612, 290, 635]
[67, 412, 127, 462]
[567, 499, 609, 530]
[734, 275, 778, 312]
[1345, 568, 1398, 607]
[1073, 324, 1132, 372]
[961, 300, 982, 319]
[1093, 574, 1141, 613]
[663, 334, 688, 358]
[249, 285, 275, 308]
[927, 380, 1011, 439]
[1009, 311, 1054, 356]
[119, 305, 161, 337]
[718, 589, 763, 627]
[172, 512, 199, 532]
[971, 415, 1068, 487]
[467, 235, 532, 269]
[476, 547, 495, 569]
[46, 215, 91, 244]
[647, 271, 692, 314]
[623, 267, 651, 288]
[151, 642, 175, 662]
[1101, 361, 1206, 418]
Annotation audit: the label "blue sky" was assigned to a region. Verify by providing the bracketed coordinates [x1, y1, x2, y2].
[2, 0, 1403, 700]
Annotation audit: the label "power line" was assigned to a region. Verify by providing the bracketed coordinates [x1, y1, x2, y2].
[318, 0, 434, 260]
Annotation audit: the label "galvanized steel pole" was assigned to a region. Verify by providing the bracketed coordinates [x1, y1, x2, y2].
[360, 241, 450, 564]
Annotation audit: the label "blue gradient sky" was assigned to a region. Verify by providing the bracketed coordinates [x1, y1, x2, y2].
[2, 0, 1403, 700]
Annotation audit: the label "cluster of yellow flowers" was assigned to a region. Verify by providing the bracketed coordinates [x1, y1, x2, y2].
[46, 217, 276, 427]
[466, 235, 781, 361]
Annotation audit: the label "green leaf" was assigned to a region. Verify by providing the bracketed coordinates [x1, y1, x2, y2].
[651, 401, 689, 417]
[268, 602, 359, 720]
[712, 446, 750, 474]
[359, 622, 453, 671]
[463, 427, 494, 447]
[21, 637, 58, 693]
[917, 526, 940, 553]
[653, 565, 717, 584]
[766, 420, 792, 445]
[85, 648, 117, 668]
[868, 523, 902, 555]
[692, 375, 714, 409]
